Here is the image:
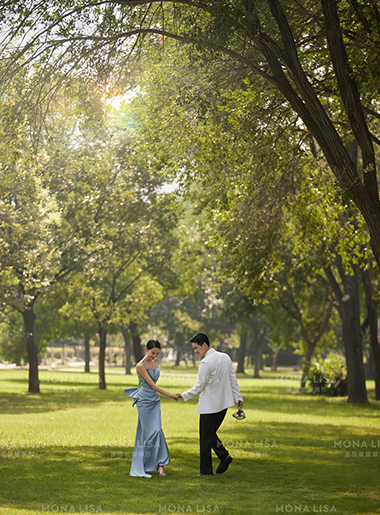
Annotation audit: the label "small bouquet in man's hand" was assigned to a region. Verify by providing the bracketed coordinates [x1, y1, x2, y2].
[232, 401, 246, 420]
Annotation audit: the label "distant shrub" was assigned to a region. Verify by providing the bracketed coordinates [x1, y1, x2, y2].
[307, 354, 347, 397]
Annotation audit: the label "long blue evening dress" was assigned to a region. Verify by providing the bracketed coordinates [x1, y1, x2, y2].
[124, 366, 170, 478]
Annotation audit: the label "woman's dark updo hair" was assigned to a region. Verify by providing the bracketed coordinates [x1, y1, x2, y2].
[146, 339, 161, 350]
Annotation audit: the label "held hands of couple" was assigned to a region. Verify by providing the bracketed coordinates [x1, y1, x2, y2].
[171, 393, 182, 401]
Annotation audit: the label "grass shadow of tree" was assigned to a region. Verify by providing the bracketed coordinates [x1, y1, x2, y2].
[0, 433, 379, 515]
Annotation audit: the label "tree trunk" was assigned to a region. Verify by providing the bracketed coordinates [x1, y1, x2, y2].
[254, 336, 262, 379]
[61, 342, 65, 364]
[341, 273, 367, 403]
[360, 266, 380, 400]
[237, 332, 247, 374]
[21, 301, 40, 393]
[98, 326, 107, 390]
[300, 345, 316, 390]
[325, 263, 368, 403]
[365, 344, 375, 380]
[271, 350, 279, 372]
[121, 325, 132, 374]
[83, 328, 90, 373]
[129, 321, 143, 362]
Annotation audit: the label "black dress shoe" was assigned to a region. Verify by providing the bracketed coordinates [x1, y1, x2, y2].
[216, 455, 232, 474]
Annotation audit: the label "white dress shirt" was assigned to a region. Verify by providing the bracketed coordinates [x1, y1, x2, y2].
[182, 348, 243, 414]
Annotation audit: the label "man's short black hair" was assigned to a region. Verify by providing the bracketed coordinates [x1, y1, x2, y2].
[190, 333, 210, 347]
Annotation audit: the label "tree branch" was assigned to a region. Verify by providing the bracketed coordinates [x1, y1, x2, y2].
[321, 0, 378, 201]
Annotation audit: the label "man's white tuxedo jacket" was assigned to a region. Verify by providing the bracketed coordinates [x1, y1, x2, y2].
[182, 347, 243, 414]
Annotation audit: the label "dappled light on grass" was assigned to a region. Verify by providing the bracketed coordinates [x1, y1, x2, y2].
[0, 369, 379, 514]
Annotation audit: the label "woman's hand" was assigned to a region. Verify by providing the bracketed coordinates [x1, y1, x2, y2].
[170, 393, 182, 400]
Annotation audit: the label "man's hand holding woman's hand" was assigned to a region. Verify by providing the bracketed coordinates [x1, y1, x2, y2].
[170, 393, 183, 401]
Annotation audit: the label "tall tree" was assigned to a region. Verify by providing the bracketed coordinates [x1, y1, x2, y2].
[42, 117, 178, 388]
[0, 169, 62, 393]
[324, 260, 367, 403]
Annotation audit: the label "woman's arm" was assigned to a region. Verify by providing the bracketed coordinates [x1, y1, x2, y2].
[136, 363, 178, 400]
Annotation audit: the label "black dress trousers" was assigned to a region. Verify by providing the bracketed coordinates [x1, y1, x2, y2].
[199, 408, 229, 474]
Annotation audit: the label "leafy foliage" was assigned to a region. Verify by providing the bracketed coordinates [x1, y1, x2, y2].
[307, 353, 348, 397]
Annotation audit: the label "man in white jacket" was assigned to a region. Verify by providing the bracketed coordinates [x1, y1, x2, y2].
[180, 333, 243, 476]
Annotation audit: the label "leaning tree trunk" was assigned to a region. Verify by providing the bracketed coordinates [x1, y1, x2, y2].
[98, 326, 107, 390]
[21, 301, 40, 393]
[237, 332, 247, 374]
[257, 0, 380, 277]
[129, 321, 143, 363]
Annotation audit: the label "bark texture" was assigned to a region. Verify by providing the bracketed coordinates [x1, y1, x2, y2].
[324, 263, 368, 403]
[21, 302, 40, 393]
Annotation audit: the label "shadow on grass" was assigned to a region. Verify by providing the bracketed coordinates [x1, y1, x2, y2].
[1, 370, 380, 513]
[0, 434, 379, 514]
[0, 390, 115, 414]
[1, 383, 380, 421]
[0, 444, 203, 513]
[0, 387, 194, 418]
[247, 393, 380, 416]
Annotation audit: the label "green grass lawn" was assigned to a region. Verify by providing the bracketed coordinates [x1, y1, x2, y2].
[0, 368, 379, 515]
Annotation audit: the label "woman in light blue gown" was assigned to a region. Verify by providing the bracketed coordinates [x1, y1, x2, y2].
[125, 339, 180, 478]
